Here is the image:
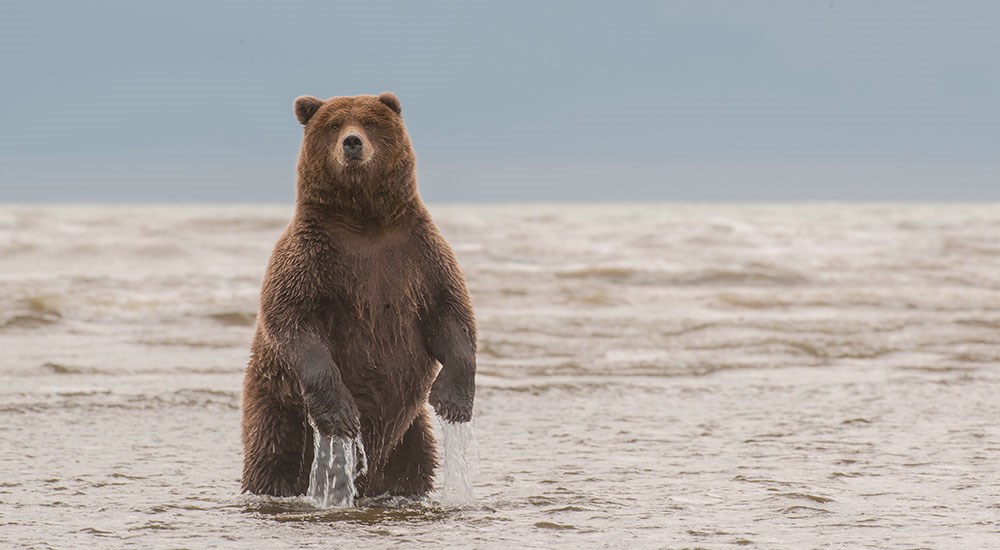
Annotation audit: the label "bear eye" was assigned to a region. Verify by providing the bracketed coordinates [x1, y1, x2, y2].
[330, 122, 341, 131]
[363, 121, 376, 130]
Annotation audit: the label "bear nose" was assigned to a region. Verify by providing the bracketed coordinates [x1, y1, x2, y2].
[343, 135, 363, 154]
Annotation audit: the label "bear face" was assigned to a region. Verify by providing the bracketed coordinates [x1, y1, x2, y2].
[294, 93, 411, 187]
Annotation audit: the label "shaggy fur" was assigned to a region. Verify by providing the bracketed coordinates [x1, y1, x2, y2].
[241, 92, 477, 498]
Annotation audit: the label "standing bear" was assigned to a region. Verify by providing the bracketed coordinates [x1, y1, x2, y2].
[241, 92, 477, 498]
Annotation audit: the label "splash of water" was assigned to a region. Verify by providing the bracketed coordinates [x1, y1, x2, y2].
[437, 419, 479, 507]
[307, 430, 367, 508]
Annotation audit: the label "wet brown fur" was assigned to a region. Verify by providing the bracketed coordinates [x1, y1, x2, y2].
[241, 93, 476, 498]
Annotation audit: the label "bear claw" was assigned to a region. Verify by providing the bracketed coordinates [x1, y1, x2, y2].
[429, 391, 473, 423]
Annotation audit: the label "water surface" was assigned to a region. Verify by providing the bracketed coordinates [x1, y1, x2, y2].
[1, 203, 998, 548]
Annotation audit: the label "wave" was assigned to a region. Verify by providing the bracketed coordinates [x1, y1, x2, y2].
[0, 388, 240, 414]
[0, 296, 62, 330]
[552, 263, 809, 287]
[714, 288, 1000, 311]
[205, 311, 257, 326]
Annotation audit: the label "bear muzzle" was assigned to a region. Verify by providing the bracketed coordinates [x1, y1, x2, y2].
[342, 134, 364, 161]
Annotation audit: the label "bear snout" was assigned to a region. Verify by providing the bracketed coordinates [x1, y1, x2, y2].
[342, 134, 364, 160]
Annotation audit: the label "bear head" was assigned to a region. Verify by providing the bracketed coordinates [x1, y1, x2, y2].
[292, 92, 415, 207]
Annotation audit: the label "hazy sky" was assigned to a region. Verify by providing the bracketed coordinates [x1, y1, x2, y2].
[1, 1, 998, 202]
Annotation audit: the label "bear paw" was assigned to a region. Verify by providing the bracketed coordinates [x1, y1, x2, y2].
[429, 379, 473, 424]
[309, 398, 361, 438]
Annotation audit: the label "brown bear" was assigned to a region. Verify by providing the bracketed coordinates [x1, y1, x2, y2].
[240, 92, 477, 498]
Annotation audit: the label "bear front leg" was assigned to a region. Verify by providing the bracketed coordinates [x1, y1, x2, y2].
[294, 335, 361, 438]
[424, 313, 477, 423]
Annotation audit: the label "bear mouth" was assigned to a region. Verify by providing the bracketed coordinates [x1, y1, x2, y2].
[338, 158, 371, 174]
[340, 158, 368, 171]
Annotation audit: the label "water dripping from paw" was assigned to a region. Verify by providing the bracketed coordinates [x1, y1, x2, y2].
[308, 430, 367, 508]
[436, 418, 479, 507]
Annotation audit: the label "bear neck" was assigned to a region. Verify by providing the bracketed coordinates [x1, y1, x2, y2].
[294, 160, 424, 230]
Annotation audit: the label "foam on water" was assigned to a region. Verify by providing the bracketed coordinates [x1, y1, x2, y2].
[436, 419, 479, 507]
[307, 430, 368, 508]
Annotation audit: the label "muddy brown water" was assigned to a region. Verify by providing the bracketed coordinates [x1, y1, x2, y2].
[1, 204, 998, 548]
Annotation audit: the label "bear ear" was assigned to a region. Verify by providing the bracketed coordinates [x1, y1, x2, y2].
[294, 96, 323, 126]
[378, 92, 402, 115]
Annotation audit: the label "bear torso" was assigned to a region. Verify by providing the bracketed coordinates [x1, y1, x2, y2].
[314, 222, 437, 458]
[255, 208, 443, 466]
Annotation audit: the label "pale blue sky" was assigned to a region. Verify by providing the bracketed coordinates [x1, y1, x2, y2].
[1, 1, 997, 201]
